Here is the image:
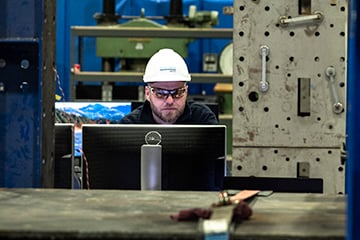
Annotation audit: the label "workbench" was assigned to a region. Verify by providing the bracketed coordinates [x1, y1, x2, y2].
[0, 188, 346, 239]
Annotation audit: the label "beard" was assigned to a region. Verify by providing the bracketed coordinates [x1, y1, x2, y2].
[150, 101, 185, 124]
[153, 108, 181, 123]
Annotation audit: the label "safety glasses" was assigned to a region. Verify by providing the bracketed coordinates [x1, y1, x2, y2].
[148, 85, 187, 100]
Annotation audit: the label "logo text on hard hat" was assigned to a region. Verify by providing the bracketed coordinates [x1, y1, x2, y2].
[159, 67, 176, 72]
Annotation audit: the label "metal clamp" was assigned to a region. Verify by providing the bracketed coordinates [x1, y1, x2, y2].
[325, 66, 344, 114]
[279, 11, 324, 27]
[259, 45, 269, 93]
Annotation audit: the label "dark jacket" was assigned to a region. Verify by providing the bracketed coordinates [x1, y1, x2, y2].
[120, 100, 218, 124]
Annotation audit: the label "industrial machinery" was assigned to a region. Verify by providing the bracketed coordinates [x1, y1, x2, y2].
[95, 2, 218, 71]
[231, 0, 347, 194]
[72, 0, 223, 101]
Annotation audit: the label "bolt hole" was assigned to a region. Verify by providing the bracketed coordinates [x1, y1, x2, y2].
[248, 91, 259, 102]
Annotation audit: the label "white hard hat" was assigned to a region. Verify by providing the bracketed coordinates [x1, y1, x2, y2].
[143, 48, 191, 83]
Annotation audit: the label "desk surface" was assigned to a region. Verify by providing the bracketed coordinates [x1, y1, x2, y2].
[0, 188, 346, 240]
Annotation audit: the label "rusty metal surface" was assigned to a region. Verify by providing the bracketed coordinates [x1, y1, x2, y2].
[232, 147, 345, 194]
[41, 0, 57, 188]
[232, 0, 347, 194]
[0, 189, 346, 239]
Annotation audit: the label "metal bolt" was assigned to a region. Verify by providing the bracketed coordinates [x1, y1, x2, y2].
[0, 58, 6, 68]
[0, 82, 4, 92]
[20, 59, 30, 69]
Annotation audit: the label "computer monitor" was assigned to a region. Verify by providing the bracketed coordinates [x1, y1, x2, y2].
[55, 101, 132, 157]
[54, 123, 74, 188]
[81, 124, 227, 191]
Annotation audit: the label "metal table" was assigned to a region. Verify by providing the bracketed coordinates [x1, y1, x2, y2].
[0, 188, 346, 239]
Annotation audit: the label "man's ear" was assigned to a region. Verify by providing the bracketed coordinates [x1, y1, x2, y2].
[145, 86, 151, 101]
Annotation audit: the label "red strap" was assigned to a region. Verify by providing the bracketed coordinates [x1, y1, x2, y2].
[230, 190, 260, 202]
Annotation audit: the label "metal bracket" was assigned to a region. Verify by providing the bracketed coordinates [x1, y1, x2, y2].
[279, 11, 324, 27]
[259, 45, 270, 93]
[325, 66, 344, 114]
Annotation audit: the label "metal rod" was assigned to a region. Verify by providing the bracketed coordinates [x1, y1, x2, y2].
[259, 45, 269, 92]
[279, 11, 323, 27]
[103, 0, 115, 15]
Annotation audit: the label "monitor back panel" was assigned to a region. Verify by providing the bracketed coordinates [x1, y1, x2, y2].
[81, 124, 226, 191]
[54, 123, 74, 188]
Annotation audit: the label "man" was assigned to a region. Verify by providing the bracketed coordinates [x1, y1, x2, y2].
[120, 48, 218, 124]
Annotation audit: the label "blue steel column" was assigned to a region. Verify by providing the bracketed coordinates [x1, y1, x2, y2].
[0, 0, 42, 187]
[0, 0, 55, 187]
[347, 0, 360, 239]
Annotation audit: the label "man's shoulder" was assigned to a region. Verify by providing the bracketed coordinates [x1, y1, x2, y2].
[120, 105, 143, 123]
[185, 100, 219, 124]
[120, 101, 154, 124]
[188, 101, 219, 116]
[188, 100, 210, 108]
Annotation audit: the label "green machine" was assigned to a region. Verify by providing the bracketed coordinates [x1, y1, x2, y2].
[95, 5, 219, 72]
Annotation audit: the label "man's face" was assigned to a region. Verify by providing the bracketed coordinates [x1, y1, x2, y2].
[145, 81, 188, 124]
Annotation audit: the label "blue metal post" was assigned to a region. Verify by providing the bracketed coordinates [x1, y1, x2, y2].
[347, 0, 360, 239]
[0, 0, 55, 187]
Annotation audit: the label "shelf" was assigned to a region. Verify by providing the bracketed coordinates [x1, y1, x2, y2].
[71, 71, 232, 84]
[70, 26, 233, 38]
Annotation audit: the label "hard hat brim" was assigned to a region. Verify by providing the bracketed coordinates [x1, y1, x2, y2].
[143, 74, 191, 83]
